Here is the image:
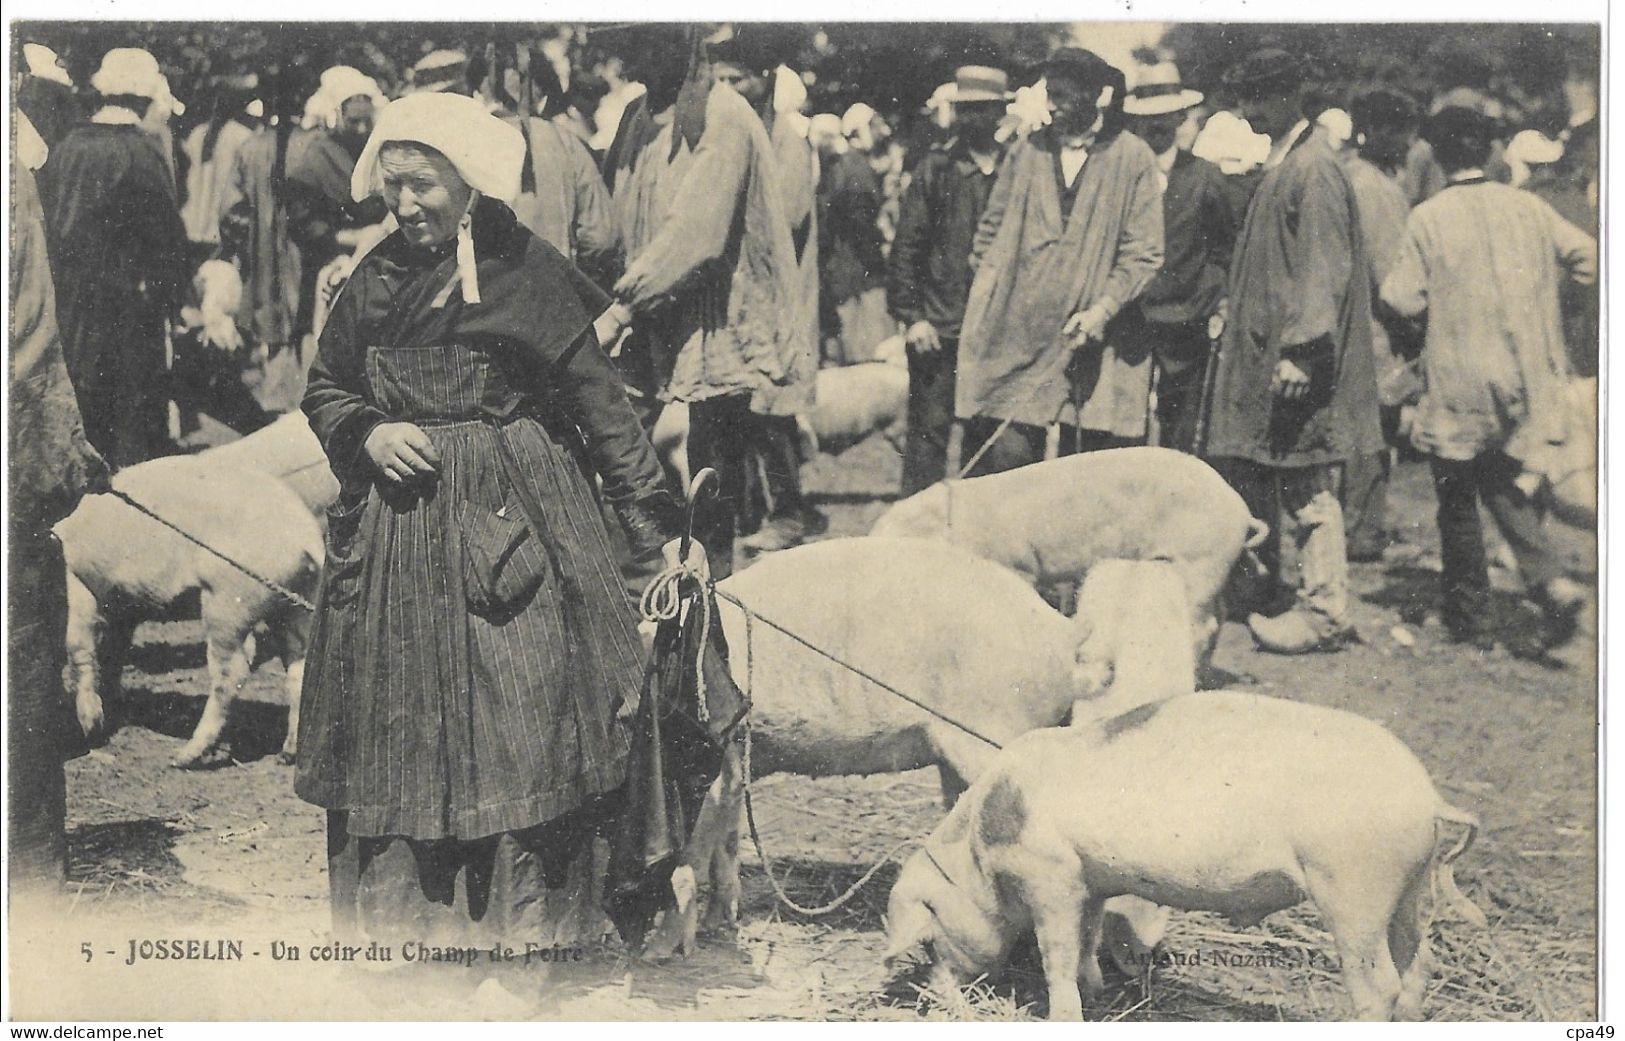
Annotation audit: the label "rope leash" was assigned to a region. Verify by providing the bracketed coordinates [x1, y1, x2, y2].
[710, 585, 1006, 751]
[105, 489, 317, 613]
[741, 717, 922, 917]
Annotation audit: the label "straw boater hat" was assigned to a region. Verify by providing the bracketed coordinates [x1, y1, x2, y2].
[946, 65, 1012, 104]
[1123, 62, 1203, 116]
[351, 92, 526, 305]
[407, 49, 470, 95]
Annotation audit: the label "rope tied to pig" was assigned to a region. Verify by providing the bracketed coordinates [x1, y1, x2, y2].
[741, 717, 924, 917]
[639, 560, 1005, 917]
[104, 489, 317, 613]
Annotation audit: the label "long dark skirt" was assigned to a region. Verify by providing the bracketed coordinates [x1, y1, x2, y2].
[326, 804, 615, 952]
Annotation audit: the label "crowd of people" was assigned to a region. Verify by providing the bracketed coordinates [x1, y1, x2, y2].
[8, 22, 1598, 998]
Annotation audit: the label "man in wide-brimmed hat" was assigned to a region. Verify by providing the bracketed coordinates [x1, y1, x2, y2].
[1201, 48, 1382, 654]
[887, 64, 1011, 493]
[956, 47, 1164, 473]
[1122, 61, 1236, 455]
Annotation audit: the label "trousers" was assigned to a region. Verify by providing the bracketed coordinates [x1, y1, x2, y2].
[1429, 450, 1563, 635]
[902, 341, 957, 495]
[685, 394, 755, 580]
[1221, 461, 1351, 633]
[961, 417, 1142, 478]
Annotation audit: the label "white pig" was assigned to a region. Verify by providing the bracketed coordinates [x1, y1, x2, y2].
[1068, 558, 1199, 720]
[645, 537, 1142, 960]
[54, 456, 322, 768]
[884, 692, 1487, 1021]
[797, 362, 909, 457]
[870, 447, 1267, 665]
[199, 411, 339, 516]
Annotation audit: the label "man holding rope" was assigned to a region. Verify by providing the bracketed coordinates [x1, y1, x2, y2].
[953, 48, 1164, 476]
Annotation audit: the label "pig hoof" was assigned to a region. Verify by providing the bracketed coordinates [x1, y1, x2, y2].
[640, 915, 687, 963]
[76, 701, 107, 744]
[277, 744, 297, 766]
[699, 913, 739, 940]
[170, 742, 227, 770]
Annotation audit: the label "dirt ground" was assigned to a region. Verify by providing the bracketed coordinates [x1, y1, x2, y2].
[14, 435, 1597, 1022]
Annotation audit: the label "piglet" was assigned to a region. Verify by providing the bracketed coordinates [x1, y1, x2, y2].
[884, 691, 1486, 1021]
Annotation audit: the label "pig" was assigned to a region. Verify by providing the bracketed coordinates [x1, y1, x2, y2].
[644, 537, 1144, 960]
[180, 259, 247, 355]
[54, 455, 323, 768]
[199, 411, 339, 516]
[796, 362, 908, 457]
[1525, 376, 1597, 529]
[883, 691, 1487, 1021]
[649, 360, 909, 493]
[1068, 559, 1198, 720]
[870, 447, 1268, 666]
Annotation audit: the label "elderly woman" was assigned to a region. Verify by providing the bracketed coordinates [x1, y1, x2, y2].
[297, 92, 694, 968]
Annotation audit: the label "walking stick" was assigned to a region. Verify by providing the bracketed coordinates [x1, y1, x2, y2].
[1192, 319, 1224, 457]
[679, 467, 719, 568]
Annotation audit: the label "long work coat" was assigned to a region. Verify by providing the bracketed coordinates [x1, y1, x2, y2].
[12, 146, 104, 885]
[1380, 180, 1593, 468]
[753, 110, 820, 417]
[956, 128, 1165, 436]
[503, 115, 623, 291]
[615, 84, 806, 411]
[219, 126, 313, 350]
[298, 197, 678, 841]
[39, 122, 189, 468]
[1204, 135, 1382, 468]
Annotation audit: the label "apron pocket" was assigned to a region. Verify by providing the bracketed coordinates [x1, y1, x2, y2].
[459, 500, 549, 616]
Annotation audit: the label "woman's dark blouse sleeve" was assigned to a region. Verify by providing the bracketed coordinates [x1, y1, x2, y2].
[553, 325, 682, 560]
[301, 274, 389, 488]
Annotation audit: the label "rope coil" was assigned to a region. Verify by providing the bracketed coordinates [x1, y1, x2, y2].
[639, 563, 711, 723]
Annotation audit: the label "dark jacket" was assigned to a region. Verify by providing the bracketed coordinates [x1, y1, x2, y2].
[1136, 150, 1235, 328]
[887, 140, 1000, 340]
[1204, 134, 1382, 467]
[38, 122, 189, 467]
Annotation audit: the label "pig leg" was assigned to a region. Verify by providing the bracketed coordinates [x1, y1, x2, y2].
[172, 592, 255, 768]
[1027, 871, 1090, 1021]
[64, 575, 108, 740]
[702, 748, 745, 934]
[929, 725, 1001, 801]
[644, 748, 743, 959]
[95, 612, 138, 723]
[936, 763, 968, 811]
[1075, 894, 1109, 1000]
[1387, 864, 1432, 1021]
[1306, 866, 1403, 1021]
[273, 607, 311, 764]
